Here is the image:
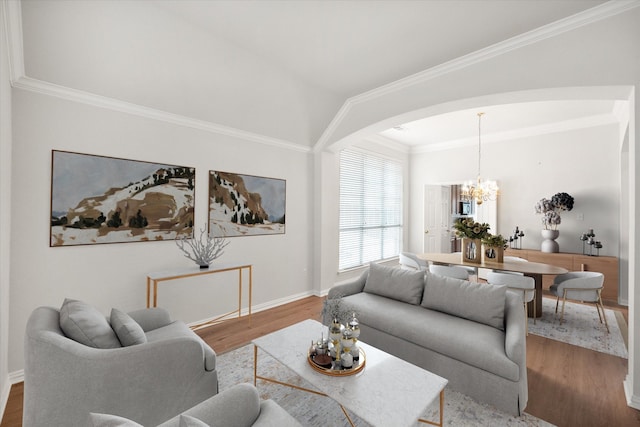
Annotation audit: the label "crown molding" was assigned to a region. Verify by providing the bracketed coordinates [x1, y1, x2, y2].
[362, 134, 411, 155]
[2, 0, 24, 83]
[12, 77, 311, 153]
[3, 0, 310, 154]
[314, 0, 640, 153]
[409, 112, 619, 154]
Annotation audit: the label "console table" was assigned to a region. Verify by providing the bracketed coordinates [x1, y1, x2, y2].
[146, 263, 252, 330]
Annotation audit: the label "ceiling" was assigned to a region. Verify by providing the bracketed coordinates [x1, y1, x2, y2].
[155, 0, 606, 97]
[152, 0, 614, 149]
[17, 0, 621, 149]
[379, 100, 620, 149]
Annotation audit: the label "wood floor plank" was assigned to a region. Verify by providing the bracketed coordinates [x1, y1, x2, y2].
[3, 296, 638, 427]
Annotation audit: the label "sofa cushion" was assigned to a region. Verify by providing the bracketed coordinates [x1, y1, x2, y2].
[179, 415, 209, 427]
[421, 273, 506, 330]
[59, 299, 121, 348]
[110, 308, 147, 347]
[343, 292, 519, 381]
[89, 413, 143, 427]
[363, 263, 425, 305]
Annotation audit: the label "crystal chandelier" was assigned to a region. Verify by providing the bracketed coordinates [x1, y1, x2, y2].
[461, 112, 498, 206]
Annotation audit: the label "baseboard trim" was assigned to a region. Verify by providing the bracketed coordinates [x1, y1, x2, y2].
[8, 370, 23, 385]
[624, 377, 640, 410]
[187, 290, 321, 329]
[0, 377, 10, 423]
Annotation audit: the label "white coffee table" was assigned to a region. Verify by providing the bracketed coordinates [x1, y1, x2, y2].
[252, 319, 448, 427]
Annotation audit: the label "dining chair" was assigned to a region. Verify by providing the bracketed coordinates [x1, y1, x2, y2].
[399, 252, 428, 270]
[549, 271, 608, 333]
[486, 271, 535, 334]
[494, 256, 528, 276]
[429, 264, 470, 280]
[451, 252, 478, 279]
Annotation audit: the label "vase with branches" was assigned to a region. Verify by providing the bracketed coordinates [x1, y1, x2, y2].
[175, 225, 229, 268]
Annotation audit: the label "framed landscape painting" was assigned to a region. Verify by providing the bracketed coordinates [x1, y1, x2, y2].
[209, 170, 285, 237]
[50, 150, 195, 246]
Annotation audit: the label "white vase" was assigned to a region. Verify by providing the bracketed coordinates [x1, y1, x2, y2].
[541, 229, 560, 253]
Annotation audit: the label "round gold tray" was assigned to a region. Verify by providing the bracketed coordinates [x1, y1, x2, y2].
[307, 348, 366, 376]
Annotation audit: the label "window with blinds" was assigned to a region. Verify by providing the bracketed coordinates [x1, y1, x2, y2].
[339, 148, 403, 270]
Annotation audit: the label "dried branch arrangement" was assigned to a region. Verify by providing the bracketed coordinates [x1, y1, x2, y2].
[175, 225, 229, 268]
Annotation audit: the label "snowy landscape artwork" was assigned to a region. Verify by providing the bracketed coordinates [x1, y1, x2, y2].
[209, 171, 285, 237]
[50, 150, 195, 246]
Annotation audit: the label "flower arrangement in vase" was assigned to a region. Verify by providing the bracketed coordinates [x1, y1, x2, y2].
[481, 233, 508, 263]
[534, 192, 574, 253]
[453, 218, 490, 263]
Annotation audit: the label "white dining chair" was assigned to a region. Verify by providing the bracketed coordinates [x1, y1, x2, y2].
[486, 271, 535, 334]
[550, 271, 608, 333]
[399, 252, 428, 270]
[494, 256, 528, 276]
[429, 264, 470, 280]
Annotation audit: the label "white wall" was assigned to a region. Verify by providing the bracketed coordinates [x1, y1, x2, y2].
[0, 1, 14, 414]
[8, 88, 314, 372]
[409, 124, 621, 257]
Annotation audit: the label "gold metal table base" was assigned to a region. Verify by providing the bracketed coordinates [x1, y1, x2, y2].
[253, 345, 444, 427]
[146, 264, 252, 328]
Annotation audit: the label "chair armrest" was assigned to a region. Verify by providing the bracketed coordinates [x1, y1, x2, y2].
[253, 400, 303, 427]
[327, 270, 368, 299]
[158, 383, 261, 427]
[127, 307, 172, 331]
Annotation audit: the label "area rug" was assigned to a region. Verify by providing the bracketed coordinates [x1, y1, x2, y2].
[528, 297, 627, 359]
[217, 344, 555, 427]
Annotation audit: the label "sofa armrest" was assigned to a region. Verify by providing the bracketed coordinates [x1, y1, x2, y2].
[127, 307, 172, 332]
[328, 270, 368, 299]
[503, 292, 526, 367]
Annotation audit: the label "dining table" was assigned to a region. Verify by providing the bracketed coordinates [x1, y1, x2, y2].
[418, 252, 568, 318]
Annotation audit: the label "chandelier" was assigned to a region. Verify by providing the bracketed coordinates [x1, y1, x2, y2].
[461, 112, 498, 206]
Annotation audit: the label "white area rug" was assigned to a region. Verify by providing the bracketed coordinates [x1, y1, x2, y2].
[528, 297, 628, 359]
[217, 344, 554, 427]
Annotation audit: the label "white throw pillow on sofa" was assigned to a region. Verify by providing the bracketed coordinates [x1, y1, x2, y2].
[363, 262, 425, 305]
[421, 272, 506, 330]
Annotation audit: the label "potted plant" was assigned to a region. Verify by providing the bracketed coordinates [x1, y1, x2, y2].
[481, 233, 508, 263]
[453, 218, 490, 263]
[534, 192, 574, 253]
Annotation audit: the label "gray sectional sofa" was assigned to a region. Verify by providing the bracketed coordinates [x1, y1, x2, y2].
[326, 263, 527, 416]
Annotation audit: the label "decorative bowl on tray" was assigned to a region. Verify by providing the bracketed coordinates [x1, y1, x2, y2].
[307, 347, 366, 377]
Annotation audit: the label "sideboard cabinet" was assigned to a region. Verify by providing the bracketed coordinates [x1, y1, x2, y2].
[504, 249, 619, 303]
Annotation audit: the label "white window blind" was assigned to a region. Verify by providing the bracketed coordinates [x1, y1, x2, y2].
[339, 148, 403, 270]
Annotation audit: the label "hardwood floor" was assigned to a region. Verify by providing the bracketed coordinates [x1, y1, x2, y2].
[2, 296, 638, 426]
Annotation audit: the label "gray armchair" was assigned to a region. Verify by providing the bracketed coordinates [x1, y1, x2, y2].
[23, 304, 218, 427]
[156, 383, 301, 427]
